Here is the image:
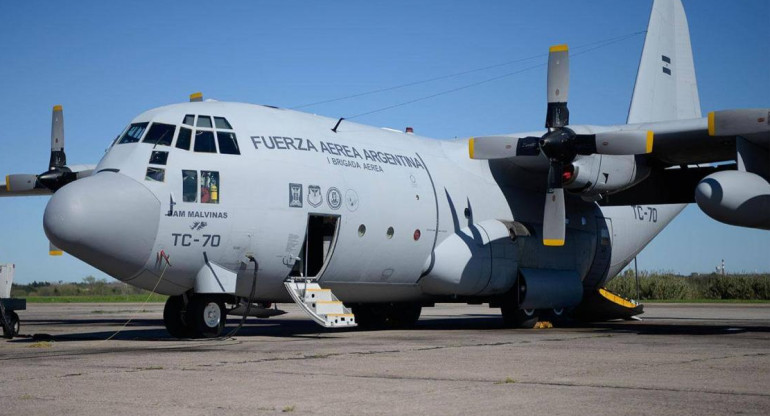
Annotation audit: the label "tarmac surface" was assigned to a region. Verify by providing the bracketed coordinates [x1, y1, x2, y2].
[1, 302, 769, 415]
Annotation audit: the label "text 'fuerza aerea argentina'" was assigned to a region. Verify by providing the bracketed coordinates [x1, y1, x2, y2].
[250, 136, 425, 171]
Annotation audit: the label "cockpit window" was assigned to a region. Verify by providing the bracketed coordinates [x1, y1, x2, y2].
[142, 122, 176, 146]
[183, 114, 195, 126]
[118, 122, 149, 144]
[217, 132, 240, 155]
[145, 167, 165, 182]
[182, 170, 197, 202]
[201, 171, 219, 204]
[193, 130, 216, 153]
[196, 115, 213, 128]
[214, 117, 232, 129]
[176, 127, 192, 150]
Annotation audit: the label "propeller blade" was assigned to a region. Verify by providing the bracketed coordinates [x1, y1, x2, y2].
[708, 109, 770, 137]
[468, 136, 540, 160]
[574, 130, 654, 155]
[5, 174, 40, 192]
[49, 105, 66, 170]
[545, 44, 570, 129]
[49, 240, 63, 256]
[543, 161, 566, 246]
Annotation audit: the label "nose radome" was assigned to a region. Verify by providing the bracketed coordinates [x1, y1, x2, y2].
[44, 172, 161, 280]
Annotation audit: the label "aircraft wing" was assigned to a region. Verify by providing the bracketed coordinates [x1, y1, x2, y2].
[640, 109, 769, 167]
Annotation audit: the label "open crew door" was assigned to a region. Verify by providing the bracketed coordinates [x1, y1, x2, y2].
[285, 214, 355, 328]
[289, 214, 340, 279]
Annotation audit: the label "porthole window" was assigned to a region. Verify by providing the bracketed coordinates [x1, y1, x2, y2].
[358, 224, 366, 237]
[386, 227, 394, 239]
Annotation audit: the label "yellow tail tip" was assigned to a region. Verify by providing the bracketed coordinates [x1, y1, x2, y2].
[53, 105, 63, 111]
[189, 92, 203, 101]
[549, 44, 568, 53]
[49, 250, 63, 256]
[468, 137, 475, 159]
[707, 111, 716, 136]
[543, 239, 565, 247]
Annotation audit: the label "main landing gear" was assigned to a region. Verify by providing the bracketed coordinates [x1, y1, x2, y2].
[163, 294, 226, 338]
[351, 302, 422, 329]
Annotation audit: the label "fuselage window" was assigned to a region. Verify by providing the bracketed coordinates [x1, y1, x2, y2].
[183, 114, 195, 126]
[182, 170, 198, 202]
[196, 115, 213, 128]
[149, 151, 169, 165]
[176, 127, 192, 150]
[194, 130, 217, 153]
[217, 132, 240, 155]
[142, 122, 176, 146]
[200, 171, 219, 204]
[214, 117, 232, 130]
[145, 167, 165, 182]
[117, 122, 149, 144]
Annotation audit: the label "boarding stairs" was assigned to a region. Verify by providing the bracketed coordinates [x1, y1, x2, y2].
[284, 280, 356, 328]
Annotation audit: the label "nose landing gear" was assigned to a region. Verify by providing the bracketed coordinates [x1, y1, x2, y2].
[163, 294, 226, 338]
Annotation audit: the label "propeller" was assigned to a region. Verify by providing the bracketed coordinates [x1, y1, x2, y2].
[469, 45, 654, 246]
[5, 105, 78, 193]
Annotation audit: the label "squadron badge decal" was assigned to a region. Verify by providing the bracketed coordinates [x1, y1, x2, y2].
[308, 185, 323, 208]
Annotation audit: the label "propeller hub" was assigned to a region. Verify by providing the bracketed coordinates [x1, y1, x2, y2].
[540, 127, 577, 163]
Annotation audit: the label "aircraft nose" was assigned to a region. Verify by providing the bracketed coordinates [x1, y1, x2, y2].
[44, 172, 161, 280]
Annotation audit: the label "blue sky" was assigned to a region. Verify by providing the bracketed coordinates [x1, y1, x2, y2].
[0, 0, 768, 283]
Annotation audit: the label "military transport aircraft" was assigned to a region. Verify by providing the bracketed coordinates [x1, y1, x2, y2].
[2, 0, 768, 338]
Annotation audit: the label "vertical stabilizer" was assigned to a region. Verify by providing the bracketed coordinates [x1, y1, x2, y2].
[627, 0, 701, 123]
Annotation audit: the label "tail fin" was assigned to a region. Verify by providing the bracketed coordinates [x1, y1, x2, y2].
[627, 0, 701, 123]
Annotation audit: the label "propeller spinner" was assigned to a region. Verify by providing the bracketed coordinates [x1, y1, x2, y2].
[469, 44, 654, 246]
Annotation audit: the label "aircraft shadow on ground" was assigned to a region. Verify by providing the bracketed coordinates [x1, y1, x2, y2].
[8, 314, 770, 343]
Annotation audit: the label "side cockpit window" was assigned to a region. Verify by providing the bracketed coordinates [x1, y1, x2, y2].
[217, 132, 240, 155]
[201, 171, 219, 204]
[182, 170, 197, 202]
[118, 122, 149, 144]
[142, 123, 176, 146]
[181, 170, 219, 204]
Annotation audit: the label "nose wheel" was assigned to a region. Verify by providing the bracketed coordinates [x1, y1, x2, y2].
[163, 294, 226, 338]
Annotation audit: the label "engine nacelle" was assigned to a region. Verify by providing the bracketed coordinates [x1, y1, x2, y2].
[565, 154, 650, 198]
[695, 170, 770, 230]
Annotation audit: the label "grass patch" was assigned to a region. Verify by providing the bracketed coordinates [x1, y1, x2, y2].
[282, 405, 296, 412]
[28, 341, 53, 348]
[645, 299, 770, 304]
[25, 294, 167, 303]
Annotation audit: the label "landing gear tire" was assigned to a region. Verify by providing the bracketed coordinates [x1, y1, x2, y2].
[189, 296, 226, 338]
[352, 303, 422, 329]
[351, 305, 386, 329]
[163, 295, 194, 338]
[2, 311, 20, 338]
[500, 302, 540, 329]
[386, 303, 422, 328]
